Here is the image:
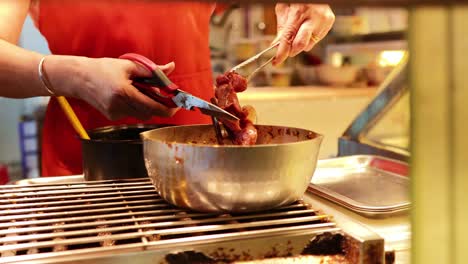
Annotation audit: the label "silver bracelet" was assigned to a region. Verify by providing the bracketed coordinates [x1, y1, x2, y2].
[38, 56, 55, 96]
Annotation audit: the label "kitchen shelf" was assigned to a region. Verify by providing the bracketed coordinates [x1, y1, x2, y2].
[329, 31, 406, 44]
[238, 86, 377, 101]
[214, 0, 467, 7]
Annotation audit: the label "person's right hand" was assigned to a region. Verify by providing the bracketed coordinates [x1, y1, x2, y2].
[46, 56, 179, 121]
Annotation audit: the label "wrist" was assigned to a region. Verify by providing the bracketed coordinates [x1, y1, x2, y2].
[38, 57, 55, 96]
[43, 55, 88, 98]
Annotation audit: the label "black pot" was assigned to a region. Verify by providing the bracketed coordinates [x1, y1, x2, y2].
[81, 124, 172, 181]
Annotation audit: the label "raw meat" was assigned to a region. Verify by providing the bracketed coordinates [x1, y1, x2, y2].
[213, 72, 257, 145]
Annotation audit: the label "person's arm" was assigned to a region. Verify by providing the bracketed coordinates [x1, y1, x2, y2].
[0, 0, 177, 120]
[273, 4, 335, 65]
[0, 0, 48, 97]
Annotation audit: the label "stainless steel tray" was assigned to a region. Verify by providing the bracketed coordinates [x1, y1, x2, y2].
[308, 155, 410, 218]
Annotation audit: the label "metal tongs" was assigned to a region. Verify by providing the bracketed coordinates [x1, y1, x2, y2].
[212, 42, 280, 144]
[231, 42, 280, 82]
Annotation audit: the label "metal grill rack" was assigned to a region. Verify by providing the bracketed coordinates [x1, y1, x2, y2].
[0, 178, 340, 263]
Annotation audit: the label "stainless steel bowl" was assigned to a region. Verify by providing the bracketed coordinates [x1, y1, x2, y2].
[141, 125, 323, 213]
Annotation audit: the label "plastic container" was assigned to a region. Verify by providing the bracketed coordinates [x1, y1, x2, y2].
[0, 164, 8, 185]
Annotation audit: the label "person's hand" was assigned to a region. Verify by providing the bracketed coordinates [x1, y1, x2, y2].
[273, 4, 335, 65]
[47, 56, 178, 121]
[77, 58, 178, 121]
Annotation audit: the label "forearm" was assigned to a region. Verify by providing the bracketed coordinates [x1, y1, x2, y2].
[0, 38, 179, 120]
[0, 39, 46, 98]
[0, 39, 85, 98]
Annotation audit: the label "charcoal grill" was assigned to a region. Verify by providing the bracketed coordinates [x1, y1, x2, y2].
[0, 178, 384, 264]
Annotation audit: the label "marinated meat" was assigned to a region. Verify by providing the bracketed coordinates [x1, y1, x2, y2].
[213, 72, 257, 145]
[216, 71, 248, 93]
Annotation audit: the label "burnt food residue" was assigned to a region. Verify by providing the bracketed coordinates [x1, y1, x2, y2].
[165, 251, 216, 264]
[302, 232, 345, 255]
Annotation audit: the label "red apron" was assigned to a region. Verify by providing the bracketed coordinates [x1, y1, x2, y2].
[35, 1, 215, 176]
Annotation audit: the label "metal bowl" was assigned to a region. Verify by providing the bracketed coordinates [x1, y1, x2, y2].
[141, 125, 323, 213]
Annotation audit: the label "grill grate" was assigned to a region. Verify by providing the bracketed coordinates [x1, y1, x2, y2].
[0, 178, 338, 263]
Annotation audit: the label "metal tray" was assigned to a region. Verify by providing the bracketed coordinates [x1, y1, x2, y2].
[308, 155, 410, 218]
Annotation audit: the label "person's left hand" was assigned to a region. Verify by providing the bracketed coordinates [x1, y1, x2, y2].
[273, 4, 335, 65]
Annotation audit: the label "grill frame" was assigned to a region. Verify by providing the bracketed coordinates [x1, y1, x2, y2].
[0, 178, 355, 264]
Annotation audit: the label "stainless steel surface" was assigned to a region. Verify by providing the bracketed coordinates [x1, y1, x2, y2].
[141, 124, 323, 213]
[172, 91, 239, 121]
[6, 153, 410, 264]
[304, 190, 410, 264]
[231, 42, 279, 81]
[339, 54, 409, 161]
[309, 155, 410, 218]
[0, 178, 359, 264]
[339, 138, 410, 162]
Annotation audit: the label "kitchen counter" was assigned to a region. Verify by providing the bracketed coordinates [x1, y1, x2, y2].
[238, 86, 377, 101]
[238, 86, 378, 159]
